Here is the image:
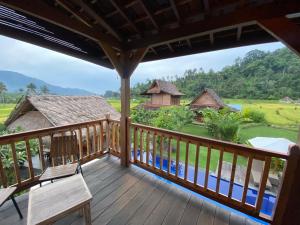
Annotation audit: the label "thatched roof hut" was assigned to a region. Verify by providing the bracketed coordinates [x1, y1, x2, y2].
[280, 96, 293, 103]
[189, 89, 226, 110]
[141, 80, 184, 109]
[5, 95, 120, 131]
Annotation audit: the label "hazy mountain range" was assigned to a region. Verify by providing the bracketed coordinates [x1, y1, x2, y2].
[0, 70, 95, 95]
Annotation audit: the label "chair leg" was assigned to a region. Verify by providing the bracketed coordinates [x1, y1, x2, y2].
[11, 196, 23, 219]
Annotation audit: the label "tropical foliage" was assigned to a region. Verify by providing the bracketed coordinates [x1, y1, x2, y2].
[131, 48, 300, 100]
[201, 108, 241, 142]
[131, 106, 193, 131]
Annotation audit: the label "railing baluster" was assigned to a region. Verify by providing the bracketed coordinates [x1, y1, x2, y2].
[0, 153, 7, 187]
[38, 137, 46, 170]
[93, 124, 97, 153]
[204, 146, 211, 190]
[116, 124, 120, 153]
[100, 121, 104, 153]
[184, 141, 189, 180]
[175, 137, 180, 177]
[11, 143, 21, 185]
[228, 152, 238, 198]
[112, 123, 116, 152]
[133, 127, 138, 163]
[61, 132, 66, 165]
[25, 139, 34, 180]
[86, 126, 91, 157]
[216, 149, 224, 194]
[140, 129, 143, 163]
[78, 128, 83, 159]
[167, 137, 171, 174]
[160, 135, 163, 170]
[146, 131, 150, 165]
[255, 157, 271, 214]
[194, 143, 200, 185]
[242, 155, 253, 204]
[152, 133, 157, 168]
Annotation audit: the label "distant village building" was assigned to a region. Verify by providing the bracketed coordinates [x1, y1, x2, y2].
[5, 95, 120, 131]
[280, 96, 293, 103]
[141, 80, 184, 109]
[189, 88, 226, 110]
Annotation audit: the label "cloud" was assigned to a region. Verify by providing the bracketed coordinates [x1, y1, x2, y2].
[0, 35, 284, 94]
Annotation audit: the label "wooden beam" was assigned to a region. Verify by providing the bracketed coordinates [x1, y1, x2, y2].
[237, 26, 242, 41]
[98, 41, 148, 166]
[258, 17, 300, 57]
[110, 0, 140, 34]
[0, 23, 113, 68]
[137, 0, 159, 30]
[56, 0, 92, 27]
[169, 0, 181, 23]
[125, 2, 300, 50]
[209, 33, 214, 45]
[0, 0, 122, 49]
[202, 0, 210, 12]
[71, 0, 122, 41]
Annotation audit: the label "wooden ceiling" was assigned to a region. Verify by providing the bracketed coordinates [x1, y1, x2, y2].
[0, 0, 300, 69]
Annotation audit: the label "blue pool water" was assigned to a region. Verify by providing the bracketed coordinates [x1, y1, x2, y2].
[133, 151, 276, 217]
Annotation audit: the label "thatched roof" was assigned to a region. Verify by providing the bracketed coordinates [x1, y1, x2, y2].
[142, 80, 184, 96]
[189, 88, 226, 109]
[5, 95, 120, 128]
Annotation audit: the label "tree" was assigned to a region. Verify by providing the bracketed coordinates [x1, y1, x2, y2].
[26, 83, 37, 94]
[40, 85, 50, 94]
[0, 82, 7, 103]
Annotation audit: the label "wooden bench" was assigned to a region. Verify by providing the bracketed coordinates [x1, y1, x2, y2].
[27, 174, 92, 225]
[0, 186, 23, 219]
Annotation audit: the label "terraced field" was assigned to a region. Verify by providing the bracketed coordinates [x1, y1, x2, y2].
[0, 104, 15, 123]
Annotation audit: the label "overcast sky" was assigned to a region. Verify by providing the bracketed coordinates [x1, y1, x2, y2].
[0, 35, 285, 94]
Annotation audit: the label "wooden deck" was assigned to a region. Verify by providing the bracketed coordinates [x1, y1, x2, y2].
[0, 156, 261, 225]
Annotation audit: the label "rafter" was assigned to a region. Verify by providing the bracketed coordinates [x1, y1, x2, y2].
[110, 0, 140, 34]
[56, 0, 91, 27]
[169, 0, 181, 23]
[71, 0, 122, 41]
[0, 0, 122, 49]
[126, 2, 300, 50]
[167, 43, 174, 52]
[137, 0, 159, 30]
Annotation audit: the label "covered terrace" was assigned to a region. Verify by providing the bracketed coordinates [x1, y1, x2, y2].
[0, 1, 300, 225]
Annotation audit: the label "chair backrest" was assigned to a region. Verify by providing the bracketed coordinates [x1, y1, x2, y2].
[50, 132, 79, 166]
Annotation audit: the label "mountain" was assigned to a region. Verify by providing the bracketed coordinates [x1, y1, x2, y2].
[0, 71, 95, 95]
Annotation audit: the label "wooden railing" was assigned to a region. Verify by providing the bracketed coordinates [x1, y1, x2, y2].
[1, 117, 299, 224]
[129, 122, 299, 224]
[0, 118, 109, 191]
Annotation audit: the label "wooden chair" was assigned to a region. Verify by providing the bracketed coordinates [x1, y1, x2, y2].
[0, 187, 23, 219]
[39, 132, 83, 186]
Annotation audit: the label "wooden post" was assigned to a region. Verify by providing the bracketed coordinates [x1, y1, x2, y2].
[105, 114, 111, 153]
[98, 41, 148, 166]
[272, 145, 300, 225]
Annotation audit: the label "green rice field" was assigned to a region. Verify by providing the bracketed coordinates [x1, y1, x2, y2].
[0, 104, 15, 123]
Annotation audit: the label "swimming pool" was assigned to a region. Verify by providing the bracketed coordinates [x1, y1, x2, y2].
[133, 151, 276, 217]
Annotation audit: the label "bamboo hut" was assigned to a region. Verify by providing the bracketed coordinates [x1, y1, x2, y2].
[141, 80, 184, 109]
[189, 88, 226, 110]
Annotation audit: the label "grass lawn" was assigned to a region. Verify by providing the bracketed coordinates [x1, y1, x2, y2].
[0, 104, 15, 123]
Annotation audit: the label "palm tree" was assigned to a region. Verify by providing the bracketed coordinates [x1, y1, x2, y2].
[26, 83, 37, 95]
[0, 82, 7, 103]
[40, 85, 50, 94]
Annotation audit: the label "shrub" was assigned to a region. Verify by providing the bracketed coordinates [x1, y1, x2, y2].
[242, 109, 266, 123]
[202, 108, 241, 142]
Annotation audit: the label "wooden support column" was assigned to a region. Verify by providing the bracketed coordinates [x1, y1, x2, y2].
[99, 41, 148, 166]
[257, 17, 300, 57]
[272, 145, 300, 225]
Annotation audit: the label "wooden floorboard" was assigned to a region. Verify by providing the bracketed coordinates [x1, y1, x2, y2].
[0, 156, 263, 225]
